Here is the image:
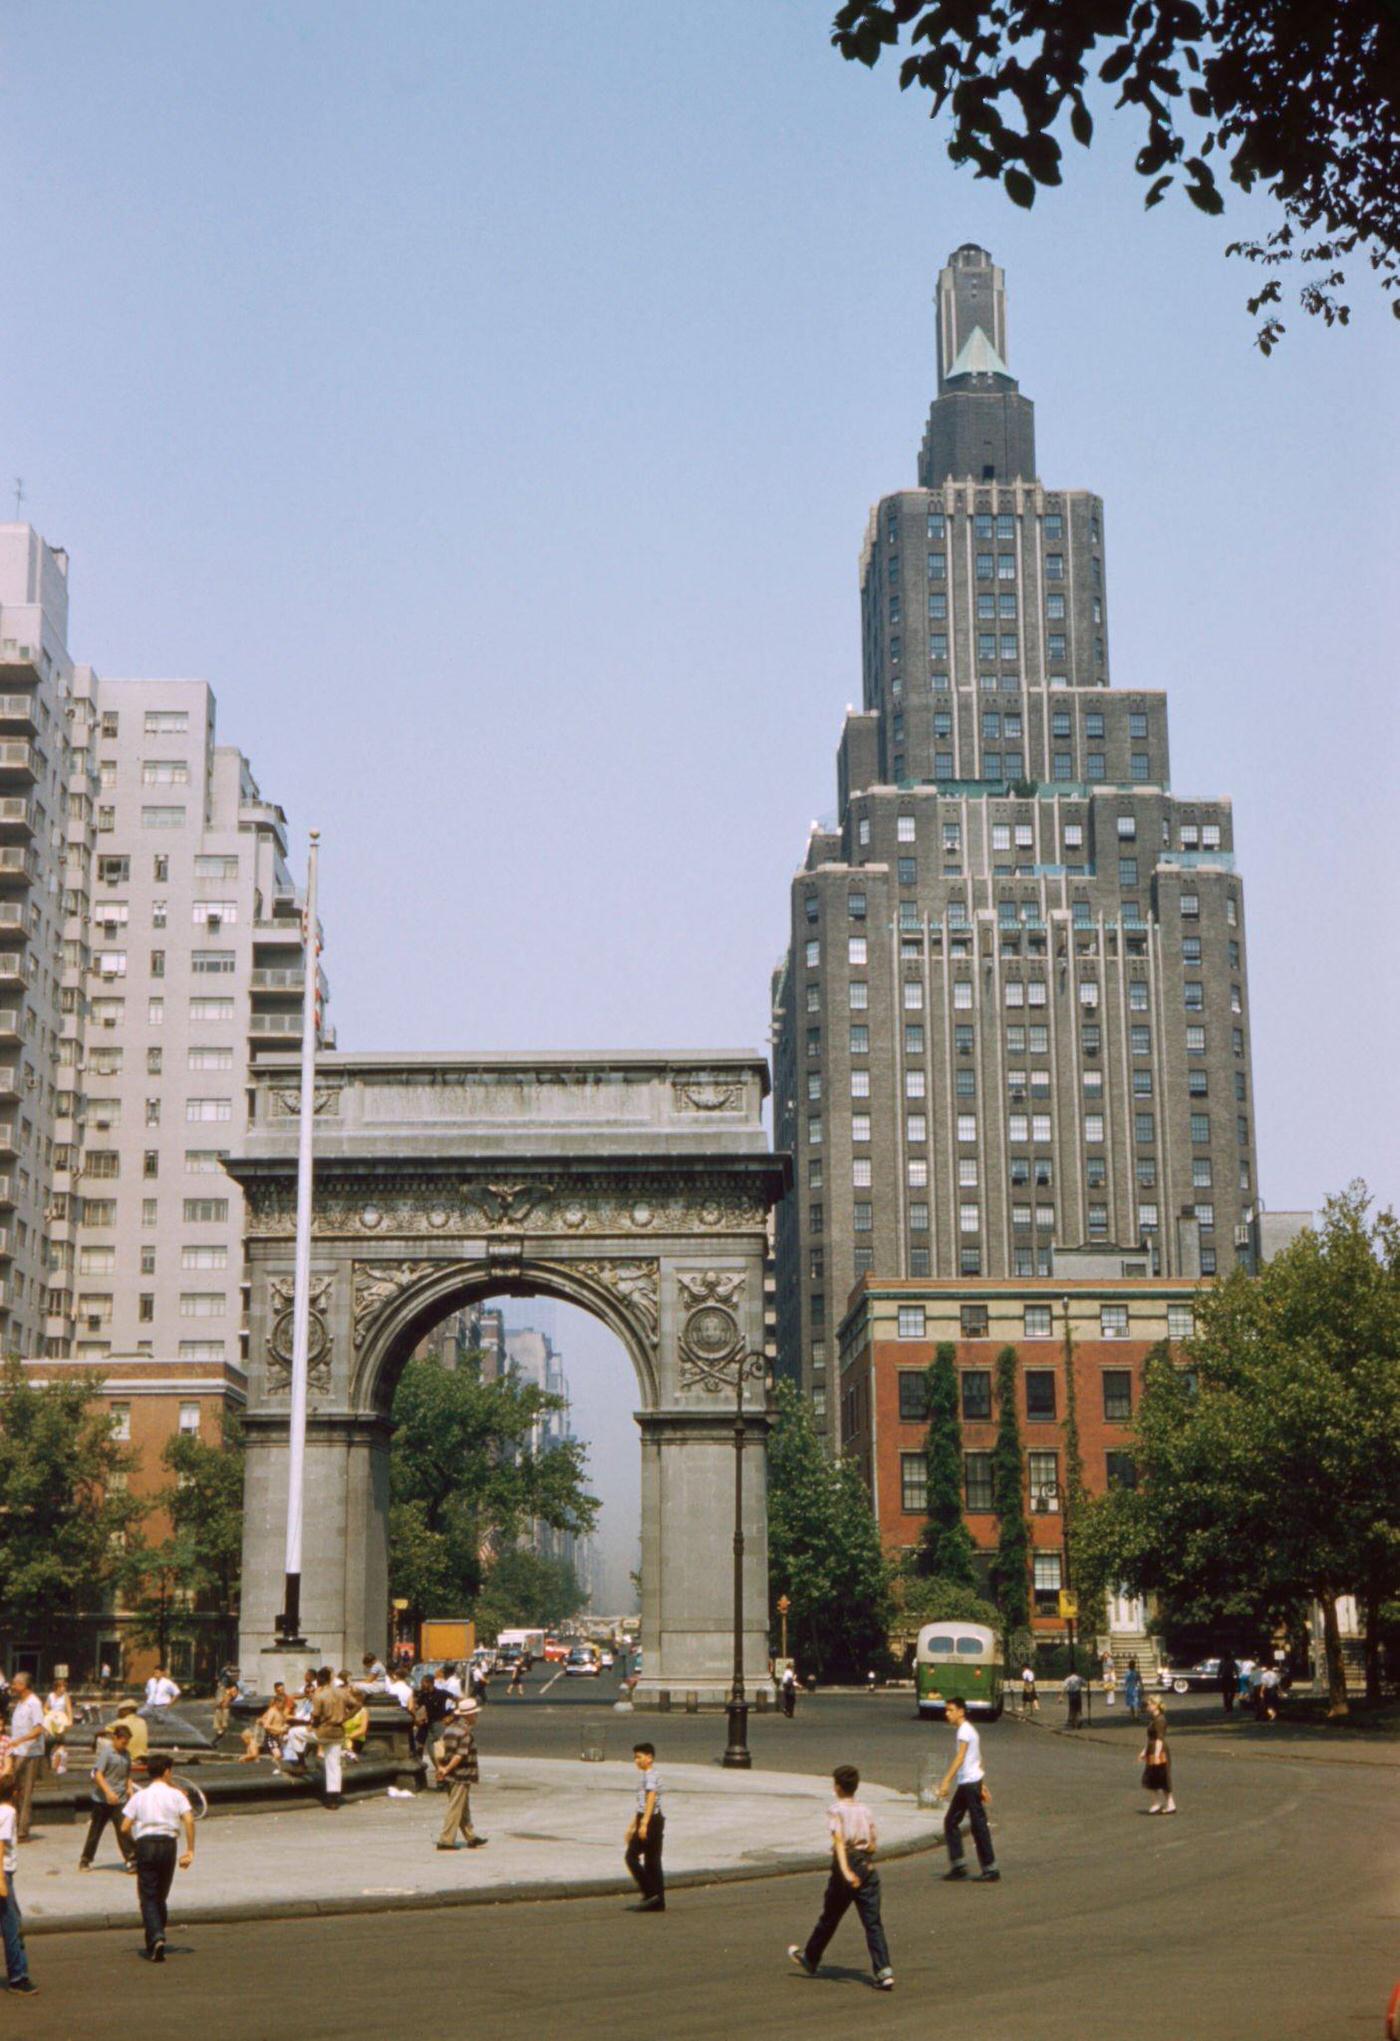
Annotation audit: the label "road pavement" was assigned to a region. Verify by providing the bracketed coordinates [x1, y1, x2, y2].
[9, 1671, 1395, 2040]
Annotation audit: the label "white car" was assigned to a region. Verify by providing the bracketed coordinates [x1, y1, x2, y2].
[599, 1649, 615, 1669]
[564, 1647, 600, 1677]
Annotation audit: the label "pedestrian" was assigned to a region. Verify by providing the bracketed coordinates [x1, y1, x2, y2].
[1103, 1659, 1118, 1710]
[78, 1721, 136, 1871]
[1250, 1660, 1267, 1721]
[241, 1686, 289, 1764]
[439, 1662, 463, 1701]
[787, 1764, 893, 1991]
[1218, 1650, 1237, 1715]
[310, 1666, 355, 1809]
[1260, 1662, 1280, 1721]
[508, 1658, 526, 1698]
[120, 1753, 195, 1962]
[1140, 1703, 1175, 1813]
[781, 1665, 797, 1719]
[1020, 1663, 1038, 1715]
[360, 1651, 388, 1688]
[211, 1672, 240, 1743]
[0, 1774, 38, 1996]
[6, 1675, 44, 1843]
[1237, 1656, 1254, 1701]
[1064, 1666, 1085, 1729]
[144, 1665, 181, 1711]
[412, 1674, 453, 1773]
[99, 1660, 113, 1696]
[624, 1742, 665, 1912]
[1124, 1658, 1143, 1722]
[935, 1696, 1000, 1882]
[434, 1697, 486, 1851]
[114, 1697, 149, 1768]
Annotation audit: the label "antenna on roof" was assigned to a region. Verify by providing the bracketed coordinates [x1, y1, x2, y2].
[12, 479, 24, 520]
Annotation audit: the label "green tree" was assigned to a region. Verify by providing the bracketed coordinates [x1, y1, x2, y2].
[916, 1344, 977, 1586]
[473, 1548, 587, 1636]
[0, 1358, 144, 1662]
[892, 1555, 1000, 1641]
[389, 1355, 598, 1630]
[767, 1382, 893, 1680]
[1079, 1185, 1400, 1712]
[832, 0, 1399, 348]
[1061, 1313, 1105, 1647]
[989, 1346, 1030, 1634]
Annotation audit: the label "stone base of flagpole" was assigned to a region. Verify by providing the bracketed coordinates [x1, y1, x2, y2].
[255, 1644, 325, 1694]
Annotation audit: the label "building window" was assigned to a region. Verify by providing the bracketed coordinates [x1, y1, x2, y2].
[1135, 1113, 1155, 1145]
[897, 814, 916, 843]
[964, 1452, 994, 1512]
[853, 1202, 872, 1232]
[849, 1024, 869, 1054]
[1028, 1451, 1060, 1509]
[1023, 1305, 1053, 1338]
[848, 982, 868, 1011]
[960, 1247, 982, 1275]
[847, 936, 867, 966]
[898, 1371, 930, 1422]
[897, 1305, 926, 1340]
[178, 1401, 201, 1435]
[179, 1292, 227, 1318]
[1025, 1369, 1057, 1420]
[901, 1454, 928, 1514]
[1106, 1450, 1137, 1490]
[960, 1369, 991, 1420]
[959, 1202, 980, 1234]
[109, 1403, 130, 1441]
[805, 938, 820, 968]
[1103, 1369, 1133, 1420]
[1101, 1305, 1129, 1339]
[1033, 1551, 1062, 1608]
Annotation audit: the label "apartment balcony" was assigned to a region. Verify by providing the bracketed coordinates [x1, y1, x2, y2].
[249, 1009, 302, 1039]
[0, 902, 30, 936]
[0, 742, 39, 783]
[0, 1008, 21, 1044]
[0, 1174, 15, 1207]
[0, 846, 35, 885]
[0, 952, 32, 990]
[0, 640, 41, 677]
[0, 1228, 12, 1260]
[251, 965, 305, 993]
[0, 798, 34, 836]
[0, 694, 37, 733]
[0, 1071, 19, 1102]
[253, 921, 305, 949]
[0, 1125, 18, 1158]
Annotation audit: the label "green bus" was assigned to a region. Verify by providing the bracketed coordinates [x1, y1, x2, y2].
[915, 1622, 1004, 1720]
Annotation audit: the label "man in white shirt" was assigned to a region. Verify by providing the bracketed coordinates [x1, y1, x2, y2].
[144, 1667, 181, 1711]
[121, 1755, 194, 1962]
[935, 1696, 1000, 1882]
[6, 1675, 45, 1844]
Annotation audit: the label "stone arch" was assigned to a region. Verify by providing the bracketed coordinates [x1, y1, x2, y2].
[351, 1255, 662, 1416]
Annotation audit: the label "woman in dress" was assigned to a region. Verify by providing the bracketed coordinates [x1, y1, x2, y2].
[1139, 1703, 1176, 1814]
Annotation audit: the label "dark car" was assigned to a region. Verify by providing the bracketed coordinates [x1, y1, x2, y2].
[1159, 1658, 1225, 1694]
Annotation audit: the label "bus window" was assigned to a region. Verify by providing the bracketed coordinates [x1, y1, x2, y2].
[956, 1638, 986, 1655]
[927, 1636, 957, 1654]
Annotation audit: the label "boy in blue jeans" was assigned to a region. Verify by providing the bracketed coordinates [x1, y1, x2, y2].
[0, 1774, 38, 1995]
[788, 1764, 893, 1991]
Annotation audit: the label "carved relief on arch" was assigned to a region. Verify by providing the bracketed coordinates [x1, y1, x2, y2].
[677, 1269, 747, 1393]
[352, 1260, 441, 1351]
[265, 1274, 334, 1395]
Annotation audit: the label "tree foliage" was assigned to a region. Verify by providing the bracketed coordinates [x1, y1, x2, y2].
[989, 1346, 1030, 1632]
[832, 0, 1399, 348]
[767, 1382, 894, 1680]
[1078, 1185, 1400, 1712]
[389, 1356, 599, 1627]
[893, 1556, 1000, 1641]
[0, 1358, 143, 1647]
[916, 1344, 978, 1586]
[473, 1548, 588, 1636]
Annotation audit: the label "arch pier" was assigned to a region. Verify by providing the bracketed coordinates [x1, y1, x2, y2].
[227, 1052, 788, 1709]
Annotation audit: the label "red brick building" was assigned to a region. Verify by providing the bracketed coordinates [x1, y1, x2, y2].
[837, 1276, 1203, 1652]
[10, 1355, 245, 1687]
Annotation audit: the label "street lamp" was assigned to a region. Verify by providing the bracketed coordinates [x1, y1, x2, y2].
[1033, 1477, 1076, 1672]
[777, 1593, 791, 1668]
[721, 1348, 765, 1770]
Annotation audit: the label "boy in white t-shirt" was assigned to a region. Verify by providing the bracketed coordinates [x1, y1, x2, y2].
[0, 1774, 38, 1994]
[936, 1697, 999, 1882]
[788, 1764, 894, 1990]
[120, 1754, 195, 1962]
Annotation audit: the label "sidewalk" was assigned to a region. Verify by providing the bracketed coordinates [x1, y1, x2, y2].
[13, 1755, 939, 1936]
[1014, 1702, 1400, 1769]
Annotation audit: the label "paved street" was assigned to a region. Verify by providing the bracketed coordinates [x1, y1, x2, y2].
[9, 1676, 1395, 2040]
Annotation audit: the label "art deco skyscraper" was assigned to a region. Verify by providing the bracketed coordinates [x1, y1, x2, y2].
[772, 246, 1261, 1430]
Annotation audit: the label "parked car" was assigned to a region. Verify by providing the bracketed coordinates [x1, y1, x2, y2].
[1159, 1658, 1224, 1694]
[543, 1638, 569, 1664]
[599, 1648, 615, 1669]
[565, 1646, 600, 1678]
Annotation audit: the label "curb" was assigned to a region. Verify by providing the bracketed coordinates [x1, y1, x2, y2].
[19, 1821, 944, 1938]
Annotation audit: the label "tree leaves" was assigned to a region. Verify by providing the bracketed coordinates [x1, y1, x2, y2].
[767, 1382, 893, 1680]
[918, 1345, 979, 1585]
[829, 0, 1400, 343]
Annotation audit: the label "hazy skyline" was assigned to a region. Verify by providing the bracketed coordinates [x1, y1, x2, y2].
[3, 4, 1395, 1569]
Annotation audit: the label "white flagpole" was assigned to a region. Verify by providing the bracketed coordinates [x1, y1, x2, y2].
[280, 830, 319, 1645]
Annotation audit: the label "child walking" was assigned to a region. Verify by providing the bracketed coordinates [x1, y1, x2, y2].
[0, 1775, 38, 1996]
[788, 1765, 894, 1991]
[1140, 1703, 1176, 1814]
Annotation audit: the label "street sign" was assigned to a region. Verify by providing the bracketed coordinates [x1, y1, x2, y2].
[1058, 1591, 1079, 1620]
[776, 1595, 791, 1615]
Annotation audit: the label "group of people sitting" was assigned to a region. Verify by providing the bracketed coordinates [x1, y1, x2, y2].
[239, 1666, 372, 1770]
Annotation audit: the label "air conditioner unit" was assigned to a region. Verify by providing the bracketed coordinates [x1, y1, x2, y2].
[102, 1018, 115, 1030]
[87, 1314, 101, 1330]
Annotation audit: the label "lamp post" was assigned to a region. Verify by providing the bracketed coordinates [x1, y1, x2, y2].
[1033, 1478, 1076, 1673]
[777, 1593, 791, 1668]
[721, 1349, 762, 1769]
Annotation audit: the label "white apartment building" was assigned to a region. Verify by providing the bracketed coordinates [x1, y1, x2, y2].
[0, 522, 326, 1369]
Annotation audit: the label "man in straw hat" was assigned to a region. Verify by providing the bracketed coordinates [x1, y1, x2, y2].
[434, 1695, 485, 1852]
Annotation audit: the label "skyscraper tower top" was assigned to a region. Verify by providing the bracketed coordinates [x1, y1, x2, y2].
[921, 244, 1035, 487]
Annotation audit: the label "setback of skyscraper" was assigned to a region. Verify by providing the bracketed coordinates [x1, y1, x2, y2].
[772, 246, 1261, 1430]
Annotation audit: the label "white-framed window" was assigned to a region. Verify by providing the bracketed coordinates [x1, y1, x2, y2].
[897, 1305, 926, 1340]
[1101, 1305, 1129, 1338]
[849, 981, 868, 1010]
[179, 1340, 225, 1360]
[96, 950, 128, 976]
[805, 938, 820, 968]
[187, 1046, 233, 1070]
[907, 1158, 928, 1188]
[1138, 1203, 1159, 1230]
[857, 816, 870, 847]
[192, 900, 238, 925]
[959, 1203, 980, 1233]
[851, 1113, 871, 1143]
[179, 1292, 227, 1317]
[1167, 1304, 1195, 1340]
[1004, 980, 1024, 1008]
[851, 1069, 870, 1098]
[79, 1246, 116, 1274]
[847, 936, 867, 965]
[1009, 1113, 1029, 1141]
[181, 1245, 228, 1270]
[186, 1098, 233, 1122]
[192, 950, 236, 974]
[808, 1117, 822, 1145]
[953, 980, 972, 1009]
[1032, 1114, 1051, 1142]
[1028, 981, 1047, 1007]
[141, 806, 186, 829]
[1023, 1304, 1053, 1338]
[1079, 980, 1099, 1007]
[189, 998, 236, 1021]
[904, 1069, 925, 1099]
[183, 1198, 229, 1223]
[1063, 823, 1083, 849]
[904, 981, 924, 1010]
[109, 1402, 131, 1440]
[144, 710, 189, 735]
[907, 1113, 927, 1144]
[956, 1113, 976, 1142]
[178, 1401, 201, 1434]
[142, 759, 189, 785]
[852, 1158, 871, 1187]
[1028, 1451, 1060, 1507]
[991, 823, 1010, 851]
[958, 1158, 978, 1187]
[897, 814, 916, 843]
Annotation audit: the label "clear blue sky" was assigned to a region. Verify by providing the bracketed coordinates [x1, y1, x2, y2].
[3, 3, 1396, 1587]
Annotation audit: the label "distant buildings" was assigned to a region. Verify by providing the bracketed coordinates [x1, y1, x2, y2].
[772, 248, 1265, 1438]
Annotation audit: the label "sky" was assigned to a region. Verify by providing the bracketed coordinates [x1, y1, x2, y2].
[2, 3, 1396, 1598]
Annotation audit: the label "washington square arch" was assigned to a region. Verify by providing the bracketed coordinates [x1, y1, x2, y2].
[226, 1051, 789, 1708]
